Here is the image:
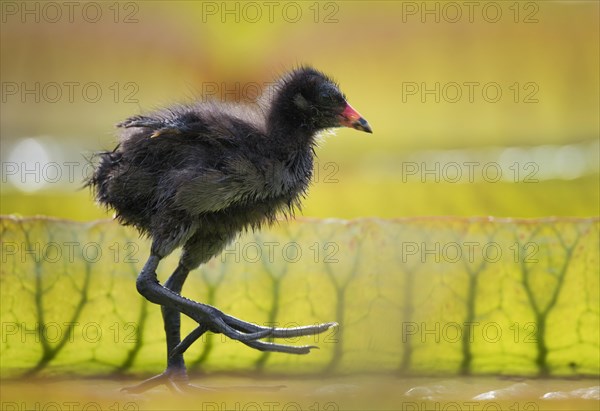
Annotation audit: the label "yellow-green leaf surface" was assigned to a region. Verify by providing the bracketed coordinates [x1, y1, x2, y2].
[1, 216, 598, 377]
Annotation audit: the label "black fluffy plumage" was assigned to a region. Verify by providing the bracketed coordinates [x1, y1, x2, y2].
[89, 66, 371, 268]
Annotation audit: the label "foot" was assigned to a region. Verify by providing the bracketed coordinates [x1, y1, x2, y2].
[132, 255, 338, 395]
[171, 315, 338, 358]
[121, 367, 209, 394]
[121, 367, 287, 394]
[138, 255, 337, 356]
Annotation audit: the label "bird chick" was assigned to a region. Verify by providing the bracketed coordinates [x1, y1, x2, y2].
[88, 66, 371, 393]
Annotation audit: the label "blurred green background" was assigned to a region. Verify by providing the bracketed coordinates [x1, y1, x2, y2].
[1, 1, 598, 219]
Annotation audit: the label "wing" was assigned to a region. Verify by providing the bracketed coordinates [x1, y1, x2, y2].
[117, 109, 211, 140]
[172, 156, 268, 215]
[117, 103, 270, 216]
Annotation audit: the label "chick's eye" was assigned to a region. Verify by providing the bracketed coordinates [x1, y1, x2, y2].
[318, 90, 332, 101]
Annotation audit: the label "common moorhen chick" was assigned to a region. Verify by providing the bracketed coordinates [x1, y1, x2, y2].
[88, 66, 372, 392]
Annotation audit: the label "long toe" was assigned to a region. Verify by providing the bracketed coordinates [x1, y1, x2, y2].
[121, 368, 189, 394]
[242, 339, 319, 354]
[222, 313, 337, 337]
[171, 310, 337, 358]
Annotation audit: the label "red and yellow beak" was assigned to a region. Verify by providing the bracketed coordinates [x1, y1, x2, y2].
[338, 102, 372, 133]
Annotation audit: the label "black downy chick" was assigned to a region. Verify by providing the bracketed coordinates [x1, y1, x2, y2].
[88, 66, 372, 392]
